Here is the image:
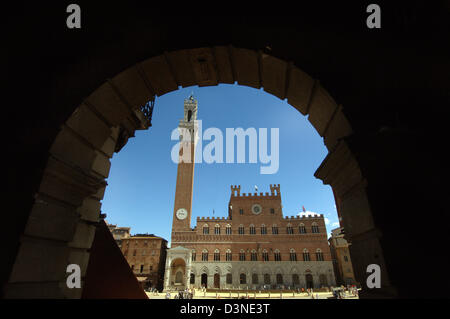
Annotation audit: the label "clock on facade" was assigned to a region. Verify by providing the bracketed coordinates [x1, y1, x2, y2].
[176, 208, 188, 220]
[251, 204, 262, 215]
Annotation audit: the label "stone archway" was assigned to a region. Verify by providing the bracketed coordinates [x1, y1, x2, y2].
[201, 273, 208, 288]
[169, 258, 186, 290]
[214, 273, 220, 289]
[4, 46, 390, 299]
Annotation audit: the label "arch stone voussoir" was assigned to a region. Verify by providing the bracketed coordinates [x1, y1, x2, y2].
[188, 47, 219, 87]
[231, 47, 261, 89]
[307, 84, 339, 137]
[323, 105, 353, 151]
[86, 82, 133, 126]
[139, 55, 178, 96]
[65, 103, 112, 151]
[286, 67, 315, 115]
[261, 54, 288, 100]
[50, 127, 98, 174]
[165, 49, 197, 88]
[110, 66, 154, 110]
[213, 46, 234, 84]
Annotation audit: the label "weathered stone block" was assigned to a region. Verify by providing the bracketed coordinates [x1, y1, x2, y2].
[92, 184, 107, 201]
[100, 136, 116, 158]
[50, 128, 97, 173]
[111, 66, 153, 110]
[308, 84, 338, 136]
[213, 46, 234, 84]
[189, 47, 218, 87]
[261, 54, 287, 100]
[77, 196, 102, 222]
[68, 222, 96, 249]
[286, 67, 315, 115]
[39, 172, 88, 207]
[165, 49, 197, 88]
[140, 55, 178, 96]
[324, 107, 353, 151]
[9, 238, 70, 283]
[231, 47, 260, 89]
[24, 199, 78, 242]
[86, 82, 131, 126]
[90, 150, 111, 179]
[66, 103, 112, 150]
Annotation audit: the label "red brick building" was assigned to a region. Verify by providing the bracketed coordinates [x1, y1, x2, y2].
[121, 235, 167, 291]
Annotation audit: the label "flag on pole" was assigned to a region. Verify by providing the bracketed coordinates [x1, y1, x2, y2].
[302, 206, 306, 212]
[255, 185, 258, 192]
[213, 209, 215, 215]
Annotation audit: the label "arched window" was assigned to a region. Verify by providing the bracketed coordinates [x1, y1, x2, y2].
[203, 224, 209, 235]
[274, 249, 281, 261]
[190, 273, 195, 284]
[214, 249, 220, 261]
[192, 250, 196, 261]
[272, 224, 278, 235]
[226, 273, 232, 284]
[249, 224, 256, 234]
[239, 249, 246, 261]
[262, 249, 269, 261]
[316, 248, 324, 261]
[286, 223, 294, 234]
[276, 273, 283, 284]
[292, 274, 300, 285]
[202, 249, 208, 261]
[187, 109, 192, 122]
[252, 273, 259, 284]
[311, 222, 320, 233]
[226, 224, 232, 235]
[299, 223, 307, 234]
[305, 274, 314, 289]
[226, 249, 232, 261]
[303, 249, 311, 261]
[240, 273, 246, 284]
[214, 224, 221, 235]
[289, 248, 297, 261]
[251, 249, 257, 261]
[238, 224, 244, 235]
[261, 224, 267, 234]
[264, 273, 271, 284]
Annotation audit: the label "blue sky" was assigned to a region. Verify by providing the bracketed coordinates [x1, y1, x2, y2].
[101, 84, 340, 244]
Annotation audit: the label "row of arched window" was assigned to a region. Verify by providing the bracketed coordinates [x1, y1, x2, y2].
[202, 223, 320, 235]
[192, 248, 324, 262]
[190, 273, 328, 287]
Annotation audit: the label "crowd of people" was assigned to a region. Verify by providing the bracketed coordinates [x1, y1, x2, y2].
[165, 288, 195, 299]
[161, 285, 359, 299]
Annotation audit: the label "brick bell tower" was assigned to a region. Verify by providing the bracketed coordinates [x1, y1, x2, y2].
[171, 94, 199, 245]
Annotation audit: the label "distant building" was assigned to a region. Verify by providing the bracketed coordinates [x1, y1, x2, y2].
[328, 227, 357, 286]
[106, 222, 131, 248]
[121, 235, 168, 291]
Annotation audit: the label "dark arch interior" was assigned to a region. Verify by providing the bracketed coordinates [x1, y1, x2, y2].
[5, 3, 450, 298]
